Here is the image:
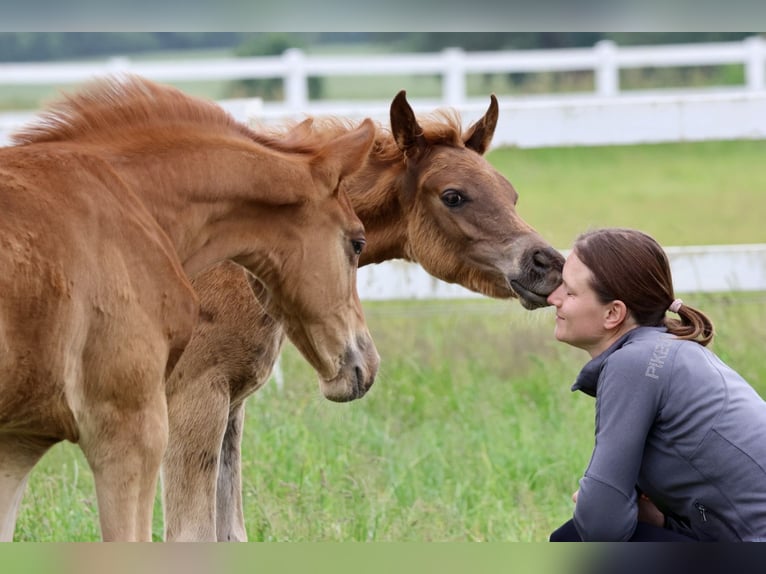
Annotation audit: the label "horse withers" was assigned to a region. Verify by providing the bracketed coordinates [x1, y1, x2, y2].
[0, 75, 379, 541]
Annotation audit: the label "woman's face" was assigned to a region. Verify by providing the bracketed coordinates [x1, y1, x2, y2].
[546, 251, 615, 357]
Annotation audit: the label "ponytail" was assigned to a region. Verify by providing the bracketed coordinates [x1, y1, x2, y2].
[664, 299, 714, 347]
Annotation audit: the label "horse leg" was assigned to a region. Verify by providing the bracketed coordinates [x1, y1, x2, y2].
[0, 436, 52, 541]
[216, 401, 248, 542]
[162, 370, 230, 542]
[78, 389, 168, 541]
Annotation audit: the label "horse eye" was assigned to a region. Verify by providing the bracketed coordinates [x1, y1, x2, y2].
[441, 189, 466, 207]
[351, 238, 366, 255]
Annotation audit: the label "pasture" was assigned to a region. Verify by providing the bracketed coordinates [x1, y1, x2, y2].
[13, 138, 766, 541]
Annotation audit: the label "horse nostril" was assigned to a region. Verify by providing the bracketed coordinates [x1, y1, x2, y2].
[532, 248, 550, 270]
[532, 247, 564, 272]
[354, 366, 363, 397]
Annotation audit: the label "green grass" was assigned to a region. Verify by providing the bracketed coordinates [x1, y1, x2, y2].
[240, 302, 589, 542]
[14, 293, 766, 542]
[487, 140, 766, 248]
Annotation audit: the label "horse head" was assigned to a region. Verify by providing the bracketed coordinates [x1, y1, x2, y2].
[389, 90, 563, 308]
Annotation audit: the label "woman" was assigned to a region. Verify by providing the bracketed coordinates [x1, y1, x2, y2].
[547, 227, 766, 542]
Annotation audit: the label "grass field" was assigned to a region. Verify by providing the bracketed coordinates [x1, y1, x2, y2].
[486, 139, 766, 248]
[14, 294, 766, 542]
[10, 136, 766, 541]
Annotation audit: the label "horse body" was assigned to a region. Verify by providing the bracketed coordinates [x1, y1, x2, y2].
[0, 76, 378, 541]
[161, 91, 565, 541]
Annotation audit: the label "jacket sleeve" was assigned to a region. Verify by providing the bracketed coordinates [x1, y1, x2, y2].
[574, 352, 664, 541]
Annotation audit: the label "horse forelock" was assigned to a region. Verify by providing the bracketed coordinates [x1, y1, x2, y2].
[248, 107, 465, 161]
[10, 74, 252, 146]
[418, 109, 466, 147]
[379, 108, 466, 160]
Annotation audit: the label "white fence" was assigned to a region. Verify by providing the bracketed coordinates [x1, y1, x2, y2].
[357, 244, 766, 300]
[2, 37, 766, 147]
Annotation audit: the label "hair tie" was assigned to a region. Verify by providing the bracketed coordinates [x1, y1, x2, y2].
[668, 298, 683, 313]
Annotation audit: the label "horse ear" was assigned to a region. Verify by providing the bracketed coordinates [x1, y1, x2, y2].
[335, 118, 375, 178]
[288, 117, 314, 141]
[463, 94, 499, 155]
[312, 118, 375, 194]
[390, 90, 427, 159]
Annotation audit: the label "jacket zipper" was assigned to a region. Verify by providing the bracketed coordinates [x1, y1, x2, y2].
[692, 500, 743, 539]
[694, 502, 708, 522]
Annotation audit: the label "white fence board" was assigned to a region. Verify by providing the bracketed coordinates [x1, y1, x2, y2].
[2, 37, 766, 147]
[357, 244, 766, 300]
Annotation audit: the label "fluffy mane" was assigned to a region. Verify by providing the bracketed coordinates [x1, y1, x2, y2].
[12, 74, 470, 160]
[11, 74, 256, 146]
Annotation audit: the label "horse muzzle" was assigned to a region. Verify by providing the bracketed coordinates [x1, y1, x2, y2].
[319, 335, 379, 403]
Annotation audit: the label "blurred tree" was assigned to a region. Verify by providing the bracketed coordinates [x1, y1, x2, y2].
[605, 32, 755, 45]
[379, 32, 759, 52]
[404, 32, 604, 52]
[1, 32, 759, 64]
[0, 32, 246, 62]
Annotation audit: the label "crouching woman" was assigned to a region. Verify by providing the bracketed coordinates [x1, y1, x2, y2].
[547, 227, 766, 542]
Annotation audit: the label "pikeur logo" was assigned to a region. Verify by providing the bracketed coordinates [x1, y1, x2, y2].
[645, 341, 671, 379]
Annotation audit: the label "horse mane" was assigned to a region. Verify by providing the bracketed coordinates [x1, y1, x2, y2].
[250, 108, 468, 161]
[11, 74, 257, 146]
[12, 73, 469, 159]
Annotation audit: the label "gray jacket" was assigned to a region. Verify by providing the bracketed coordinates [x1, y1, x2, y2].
[571, 326, 766, 541]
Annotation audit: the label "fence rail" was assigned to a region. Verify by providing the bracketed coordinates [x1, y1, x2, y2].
[357, 244, 766, 300]
[2, 37, 766, 148]
[2, 37, 764, 108]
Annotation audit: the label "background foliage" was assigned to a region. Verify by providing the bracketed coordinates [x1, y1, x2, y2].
[0, 32, 757, 63]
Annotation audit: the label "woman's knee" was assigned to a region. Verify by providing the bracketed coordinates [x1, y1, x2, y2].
[549, 519, 582, 541]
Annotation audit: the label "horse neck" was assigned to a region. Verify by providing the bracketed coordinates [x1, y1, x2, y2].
[108, 138, 302, 280]
[344, 152, 411, 267]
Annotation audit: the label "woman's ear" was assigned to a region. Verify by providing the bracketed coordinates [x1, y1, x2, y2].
[604, 300, 629, 330]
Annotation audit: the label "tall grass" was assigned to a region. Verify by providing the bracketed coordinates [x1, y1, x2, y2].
[240, 295, 766, 543]
[239, 301, 588, 542]
[14, 294, 766, 542]
[11, 139, 766, 541]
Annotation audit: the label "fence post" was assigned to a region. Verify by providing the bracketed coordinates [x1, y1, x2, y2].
[107, 56, 131, 77]
[442, 47, 466, 107]
[745, 35, 765, 92]
[283, 48, 308, 112]
[595, 40, 619, 97]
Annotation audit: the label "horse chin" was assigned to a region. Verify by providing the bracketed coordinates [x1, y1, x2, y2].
[318, 347, 379, 403]
[319, 372, 369, 403]
[510, 280, 552, 310]
[461, 274, 517, 299]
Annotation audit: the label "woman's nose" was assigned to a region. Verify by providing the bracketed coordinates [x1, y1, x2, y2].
[547, 284, 563, 306]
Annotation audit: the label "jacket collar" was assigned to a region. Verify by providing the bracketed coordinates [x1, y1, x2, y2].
[571, 326, 665, 397]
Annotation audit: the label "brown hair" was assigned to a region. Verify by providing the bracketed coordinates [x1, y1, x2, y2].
[573, 228, 714, 346]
